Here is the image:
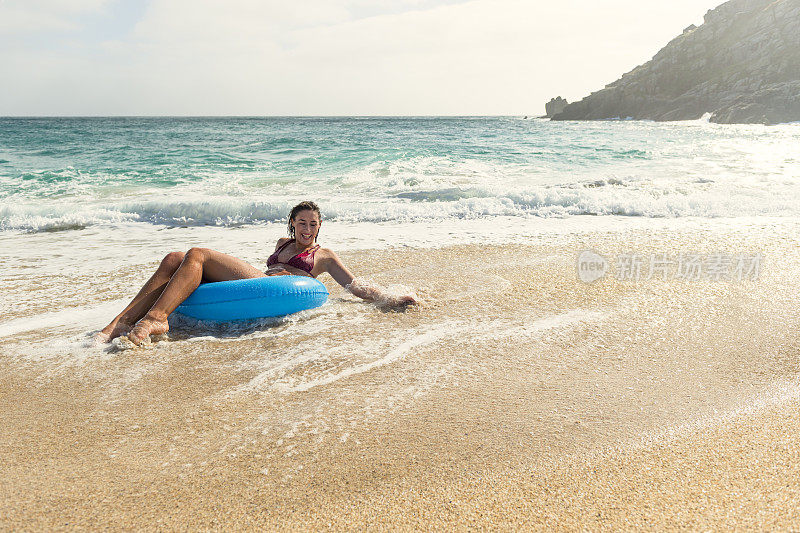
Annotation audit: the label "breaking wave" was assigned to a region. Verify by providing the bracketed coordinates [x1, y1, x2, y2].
[2, 176, 797, 233]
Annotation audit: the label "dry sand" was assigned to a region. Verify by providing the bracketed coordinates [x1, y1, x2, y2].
[2, 220, 800, 530]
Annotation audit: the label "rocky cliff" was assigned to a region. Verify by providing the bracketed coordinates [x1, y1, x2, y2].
[545, 96, 568, 117]
[551, 0, 800, 124]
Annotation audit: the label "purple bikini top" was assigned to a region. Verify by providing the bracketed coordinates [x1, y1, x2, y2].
[266, 239, 320, 275]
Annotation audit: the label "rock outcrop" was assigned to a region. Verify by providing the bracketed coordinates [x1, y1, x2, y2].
[545, 96, 568, 117]
[551, 0, 800, 124]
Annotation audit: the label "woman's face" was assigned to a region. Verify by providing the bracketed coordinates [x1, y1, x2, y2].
[291, 209, 321, 246]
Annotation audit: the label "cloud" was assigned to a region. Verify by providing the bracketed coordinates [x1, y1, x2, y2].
[0, 0, 721, 115]
[0, 0, 109, 33]
[132, 0, 350, 45]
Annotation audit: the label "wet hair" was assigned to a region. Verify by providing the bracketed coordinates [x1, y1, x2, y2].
[287, 201, 322, 238]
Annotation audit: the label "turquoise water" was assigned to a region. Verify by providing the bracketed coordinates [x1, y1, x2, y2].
[1, 116, 799, 232]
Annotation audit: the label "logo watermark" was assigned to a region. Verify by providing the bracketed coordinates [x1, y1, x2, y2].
[577, 251, 762, 282]
[576, 250, 609, 283]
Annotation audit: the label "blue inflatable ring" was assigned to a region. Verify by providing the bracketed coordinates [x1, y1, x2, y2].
[175, 275, 328, 321]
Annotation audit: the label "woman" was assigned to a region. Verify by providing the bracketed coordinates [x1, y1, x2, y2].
[97, 201, 417, 346]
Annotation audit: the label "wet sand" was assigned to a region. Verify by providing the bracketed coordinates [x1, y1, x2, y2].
[2, 220, 800, 529]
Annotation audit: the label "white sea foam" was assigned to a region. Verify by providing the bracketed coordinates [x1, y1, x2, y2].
[0, 300, 128, 339]
[224, 308, 605, 395]
[279, 321, 458, 393]
[3, 174, 799, 234]
[688, 112, 713, 123]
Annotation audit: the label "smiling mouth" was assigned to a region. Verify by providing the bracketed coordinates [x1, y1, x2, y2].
[300, 233, 312, 239]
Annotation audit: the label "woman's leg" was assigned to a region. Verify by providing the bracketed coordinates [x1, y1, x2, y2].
[98, 251, 186, 342]
[127, 248, 266, 345]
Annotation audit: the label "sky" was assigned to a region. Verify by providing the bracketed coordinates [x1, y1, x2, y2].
[0, 0, 725, 116]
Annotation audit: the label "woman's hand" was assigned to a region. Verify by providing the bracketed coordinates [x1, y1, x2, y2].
[345, 277, 419, 308]
[388, 294, 418, 307]
[320, 249, 419, 308]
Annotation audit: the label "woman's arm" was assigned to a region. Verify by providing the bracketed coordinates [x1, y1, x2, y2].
[322, 249, 418, 307]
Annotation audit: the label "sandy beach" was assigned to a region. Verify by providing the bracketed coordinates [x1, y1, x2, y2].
[2, 218, 799, 530]
[3, 0, 800, 525]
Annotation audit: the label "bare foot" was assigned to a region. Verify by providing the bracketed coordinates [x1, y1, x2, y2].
[127, 316, 169, 346]
[92, 332, 111, 347]
[98, 320, 132, 343]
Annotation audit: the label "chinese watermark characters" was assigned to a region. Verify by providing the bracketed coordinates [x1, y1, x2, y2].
[577, 250, 762, 283]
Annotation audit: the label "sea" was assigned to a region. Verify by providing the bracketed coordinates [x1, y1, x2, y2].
[2, 117, 800, 507]
[2, 116, 799, 235]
